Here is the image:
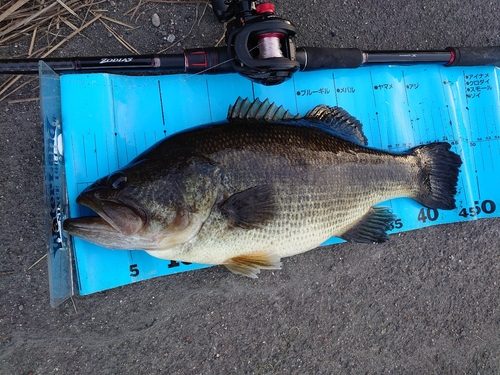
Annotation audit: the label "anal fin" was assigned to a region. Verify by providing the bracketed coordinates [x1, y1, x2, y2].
[224, 252, 282, 278]
[340, 206, 396, 244]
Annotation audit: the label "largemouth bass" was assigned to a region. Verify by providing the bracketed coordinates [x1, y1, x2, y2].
[63, 97, 462, 277]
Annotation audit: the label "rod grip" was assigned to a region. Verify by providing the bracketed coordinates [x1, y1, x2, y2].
[446, 46, 500, 66]
[296, 47, 363, 70]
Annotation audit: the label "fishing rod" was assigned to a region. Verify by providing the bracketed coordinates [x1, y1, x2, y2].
[1, 0, 499, 85]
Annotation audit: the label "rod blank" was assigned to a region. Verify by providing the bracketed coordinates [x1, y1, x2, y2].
[1, 46, 499, 75]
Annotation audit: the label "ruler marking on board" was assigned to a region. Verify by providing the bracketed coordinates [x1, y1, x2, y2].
[93, 133, 99, 177]
[483, 106, 494, 171]
[374, 111, 384, 148]
[205, 78, 213, 124]
[81, 134, 88, 178]
[418, 108, 425, 145]
[103, 132, 109, 175]
[402, 70, 410, 107]
[331, 72, 339, 105]
[369, 71, 377, 108]
[114, 131, 120, 169]
[493, 106, 500, 170]
[476, 175, 482, 201]
[69, 134, 77, 179]
[131, 132, 137, 160]
[466, 107, 480, 174]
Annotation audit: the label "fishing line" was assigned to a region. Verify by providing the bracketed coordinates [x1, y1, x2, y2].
[257, 33, 284, 59]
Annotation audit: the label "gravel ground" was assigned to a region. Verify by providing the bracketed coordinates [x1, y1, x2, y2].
[1, 1, 500, 374]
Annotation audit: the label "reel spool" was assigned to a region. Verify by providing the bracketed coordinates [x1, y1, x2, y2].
[217, 0, 300, 85]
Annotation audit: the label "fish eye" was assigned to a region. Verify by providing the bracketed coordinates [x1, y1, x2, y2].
[107, 171, 128, 190]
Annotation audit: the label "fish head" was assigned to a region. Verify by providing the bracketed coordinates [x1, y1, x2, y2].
[63, 155, 221, 251]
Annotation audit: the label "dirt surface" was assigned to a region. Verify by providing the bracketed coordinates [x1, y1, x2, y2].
[1, 1, 500, 374]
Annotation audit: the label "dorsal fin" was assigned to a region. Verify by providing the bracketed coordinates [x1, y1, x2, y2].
[227, 97, 368, 145]
[304, 105, 368, 145]
[227, 97, 300, 122]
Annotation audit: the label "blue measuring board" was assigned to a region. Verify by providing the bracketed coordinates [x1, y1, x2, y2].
[58, 65, 500, 295]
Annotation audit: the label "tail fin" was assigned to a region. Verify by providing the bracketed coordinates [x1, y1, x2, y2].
[410, 142, 462, 209]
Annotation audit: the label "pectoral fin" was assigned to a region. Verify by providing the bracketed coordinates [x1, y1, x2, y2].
[220, 185, 276, 229]
[340, 206, 396, 244]
[224, 252, 282, 278]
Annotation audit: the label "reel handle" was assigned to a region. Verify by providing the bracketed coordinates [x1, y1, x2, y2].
[211, 0, 231, 22]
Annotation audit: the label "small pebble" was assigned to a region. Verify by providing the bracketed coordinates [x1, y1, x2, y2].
[167, 34, 175, 43]
[152, 13, 161, 27]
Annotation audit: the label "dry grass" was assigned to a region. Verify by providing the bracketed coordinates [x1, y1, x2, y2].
[0, 0, 211, 103]
[0, 0, 102, 51]
[0, 0, 108, 103]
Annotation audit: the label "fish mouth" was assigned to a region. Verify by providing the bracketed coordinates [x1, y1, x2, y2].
[69, 193, 147, 236]
[62, 216, 141, 250]
[63, 216, 118, 236]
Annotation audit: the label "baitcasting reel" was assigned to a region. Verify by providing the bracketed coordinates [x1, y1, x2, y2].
[212, 0, 300, 85]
